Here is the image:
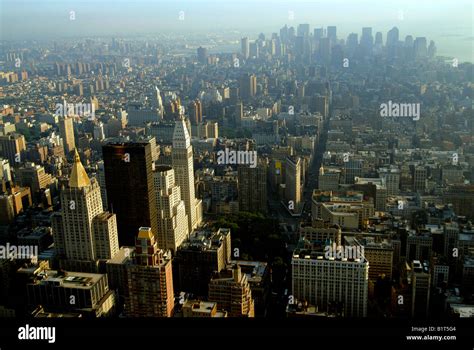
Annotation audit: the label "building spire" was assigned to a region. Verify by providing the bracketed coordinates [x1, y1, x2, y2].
[69, 148, 90, 188]
[172, 118, 191, 149]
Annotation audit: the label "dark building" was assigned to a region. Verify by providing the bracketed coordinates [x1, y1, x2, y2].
[102, 141, 158, 246]
[239, 74, 256, 100]
[238, 164, 268, 214]
[173, 228, 231, 297]
[197, 46, 208, 64]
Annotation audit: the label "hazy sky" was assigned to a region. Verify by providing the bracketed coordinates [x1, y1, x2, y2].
[1, 0, 472, 61]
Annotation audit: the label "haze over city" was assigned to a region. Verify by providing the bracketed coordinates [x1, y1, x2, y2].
[1, 0, 473, 61]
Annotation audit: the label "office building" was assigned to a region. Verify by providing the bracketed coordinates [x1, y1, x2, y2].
[318, 166, 340, 191]
[174, 228, 231, 296]
[229, 260, 270, 317]
[154, 165, 189, 251]
[208, 264, 255, 317]
[25, 268, 116, 317]
[413, 166, 427, 192]
[285, 156, 302, 212]
[238, 163, 267, 214]
[327, 26, 337, 43]
[406, 233, 432, 262]
[172, 118, 202, 232]
[58, 117, 76, 155]
[188, 99, 202, 125]
[379, 168, 400, 195]
[53, 150, 119, 272]
[102, 141, 158, 246]
[292, 247, 368, 317]
[125, 227, 174, 317]
[443, 185, 474, 219]
[241, 37, 249, 59]
[197, 46, 208, 64]
[239, 74, 257, 100]
[411, 260, 431, 318]
[16, 162, 53, 199]
[0, 133, 26, 165]
[299, 219, 342, 246]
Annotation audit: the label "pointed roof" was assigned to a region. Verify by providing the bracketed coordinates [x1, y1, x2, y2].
[69, 149, 90, 188]
[137, 227, 154, 240]
[172, 117, 191, 149]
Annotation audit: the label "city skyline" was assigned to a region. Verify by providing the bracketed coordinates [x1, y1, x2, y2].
[1, 0, 472, 62]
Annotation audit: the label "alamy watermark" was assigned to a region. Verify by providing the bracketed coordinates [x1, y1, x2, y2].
[18, 324, 55, 344]
[380, 100, 420, 121]
[217, 148, 257, 168]
[55, 100, 95, 120]
[324, 244, 365, 262]
[0, 243, 38, 260]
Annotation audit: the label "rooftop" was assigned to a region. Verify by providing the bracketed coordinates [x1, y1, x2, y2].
[29, 270, 103, 289]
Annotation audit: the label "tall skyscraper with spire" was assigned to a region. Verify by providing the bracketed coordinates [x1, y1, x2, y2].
[53, 149, 119, 272]
[172, 118, 202, 233]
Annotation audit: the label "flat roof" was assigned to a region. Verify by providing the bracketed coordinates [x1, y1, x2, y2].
[31, 270, 104, 289]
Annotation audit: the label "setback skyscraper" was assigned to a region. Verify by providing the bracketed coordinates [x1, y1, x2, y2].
[171, 118, 202, 233]
[154, 165, 189, 251]
[125, 227, 174, 317]
[53, 149, 119, 272]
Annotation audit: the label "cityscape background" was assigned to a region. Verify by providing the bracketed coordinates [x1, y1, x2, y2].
[1, 0, 473, 62]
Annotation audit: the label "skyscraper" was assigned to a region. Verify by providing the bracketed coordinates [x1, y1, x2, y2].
[319, 37, 331, 65]
[285, 156, 302, 212]
[125, 227, 174, 317]
[0, 133, 26, 165]
[208, 264, 255, 318]
[102, 141, 158, 246]
[314, 95, 329, 119]
[314, 27, 324, 39]
[239, 73, 257, 100]
[188, 99, 202, 125]
[238, 163, 267, 214]
[414, 37, 428, 59]
[411, 260, 431, 318]
[197, 46, 208, 64]
[154, 165, 189, 251]
[360, 27, 374, 55]
[53, 150, 119, 271]
[327, 26, 337, 43]
[346, 33, 358, 56]
[386, 26, 399, 47]
[172, 118, 202, 233]
[297, 23, 310, 37]
[58, 117, 76, 155]
[174, 228, 231, 296]
[241, 37, 249, 59]
[249, 42, 259, 59]
[16, 162, 53, 198]
[96, 160, 108, 208]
